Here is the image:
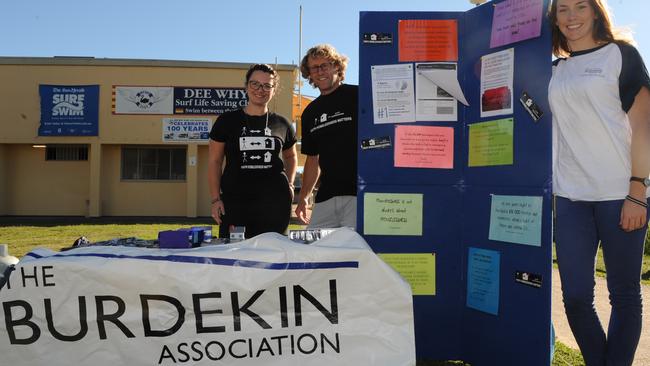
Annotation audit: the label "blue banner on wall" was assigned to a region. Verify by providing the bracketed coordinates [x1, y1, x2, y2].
[39, 85, 99, 136]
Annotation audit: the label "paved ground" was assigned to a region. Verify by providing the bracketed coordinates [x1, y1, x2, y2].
[552, 269, 650, 365]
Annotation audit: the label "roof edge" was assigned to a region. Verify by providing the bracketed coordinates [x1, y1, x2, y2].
[0, 56, 296, 70]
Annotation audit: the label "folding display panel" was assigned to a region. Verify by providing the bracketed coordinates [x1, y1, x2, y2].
[357, 1, 553, 364]
[460, 186, 553, 365]
[358, 184, 464, 358]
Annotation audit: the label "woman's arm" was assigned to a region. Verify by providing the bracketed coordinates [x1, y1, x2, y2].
[208, 139, 226, 224]
[283, 145, 298, 200]
[621, 86, 650, 231]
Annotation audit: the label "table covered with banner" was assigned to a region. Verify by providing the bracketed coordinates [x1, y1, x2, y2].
[0, 228, 415, 365]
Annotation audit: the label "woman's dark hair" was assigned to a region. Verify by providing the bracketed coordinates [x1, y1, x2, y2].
[245, 63, 279, 85]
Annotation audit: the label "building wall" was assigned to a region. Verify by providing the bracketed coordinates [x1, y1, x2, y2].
[100, 145, 187, 216]
[0, 144, 7, 215]
[0, 58, 296, 217]
[292, 93, 314, 139]
[5, 144, 90, 215]
[0, 62, 295, 145]
[197, 145, 212, 217]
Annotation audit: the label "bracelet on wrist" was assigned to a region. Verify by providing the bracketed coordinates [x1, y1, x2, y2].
[211, 197, 221, 204]
[625, 195, 648, 208]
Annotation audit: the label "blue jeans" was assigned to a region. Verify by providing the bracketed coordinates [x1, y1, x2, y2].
[555, 197, 646, 366]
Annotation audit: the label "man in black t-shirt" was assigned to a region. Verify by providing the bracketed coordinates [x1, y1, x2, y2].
[295, 44, 358, 229]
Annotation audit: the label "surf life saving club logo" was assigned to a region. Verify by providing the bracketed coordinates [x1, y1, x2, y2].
[51, 88, 85, 117]
[119, 88, 172, 110]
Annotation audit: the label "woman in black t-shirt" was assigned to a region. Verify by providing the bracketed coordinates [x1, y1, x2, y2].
[208, 64, 297, 239]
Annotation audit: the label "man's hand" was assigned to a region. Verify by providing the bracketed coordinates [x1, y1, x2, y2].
[295, 197, 311, 225]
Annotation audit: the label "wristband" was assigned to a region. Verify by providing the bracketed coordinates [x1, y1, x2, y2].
[625, 195, 648, 208]
[211, 197, 221, 204]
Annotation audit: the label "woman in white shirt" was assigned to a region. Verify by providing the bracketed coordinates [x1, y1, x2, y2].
[548, 0, 650, 365]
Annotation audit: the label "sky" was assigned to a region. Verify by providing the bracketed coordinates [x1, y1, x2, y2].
[1, 0, 648, 97]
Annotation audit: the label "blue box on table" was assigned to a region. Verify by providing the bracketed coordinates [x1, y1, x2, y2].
[158, 229, 192, 249]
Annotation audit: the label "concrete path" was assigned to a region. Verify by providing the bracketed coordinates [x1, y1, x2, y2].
[552, 269, 650, 365]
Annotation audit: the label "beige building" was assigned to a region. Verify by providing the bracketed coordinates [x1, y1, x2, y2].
[0, 57, 297, 217]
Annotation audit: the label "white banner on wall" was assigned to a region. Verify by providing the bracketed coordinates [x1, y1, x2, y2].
[114, 86, 174, 114]
[163, 117, 212, 143]
[0, 229, 415, 366]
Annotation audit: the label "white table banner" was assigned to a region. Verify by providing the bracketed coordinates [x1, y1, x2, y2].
[0, 228, 415, 366]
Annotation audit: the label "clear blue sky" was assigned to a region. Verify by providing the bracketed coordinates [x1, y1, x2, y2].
[1, 0, 647, 97]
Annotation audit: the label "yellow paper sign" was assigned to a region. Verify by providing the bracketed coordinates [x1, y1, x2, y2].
[378, 253, 436, 295]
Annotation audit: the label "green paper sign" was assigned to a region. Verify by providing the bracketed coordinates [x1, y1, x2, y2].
[468, 118, 514, 167]
[379, 253, 436, 295]
[364, 193, 423, 236]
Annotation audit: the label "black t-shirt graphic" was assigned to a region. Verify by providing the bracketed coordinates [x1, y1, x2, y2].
[301, 84, 358, 202]
[210, 109, 297, 197]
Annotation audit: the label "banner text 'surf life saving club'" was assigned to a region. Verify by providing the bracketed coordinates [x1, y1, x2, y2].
[174, 87, 247, 115]
[39, 85, 99, 136]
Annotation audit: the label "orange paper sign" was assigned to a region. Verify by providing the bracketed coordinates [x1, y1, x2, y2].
[398, 19, 458, 62]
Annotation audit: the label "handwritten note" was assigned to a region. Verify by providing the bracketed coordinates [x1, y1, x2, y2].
[468, 118, 513, 167]
[467, 247, 500, 315]
[364, 193, 423, 236]
[395, 125, 454, 169]
[490, 0, 544, 48]
[489, 195, 542, 246]
[378, 253, 436, 295]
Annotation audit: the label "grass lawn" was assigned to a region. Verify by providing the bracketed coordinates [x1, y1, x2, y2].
[551, 341, 585, 366]
[0, 218, 309, 258]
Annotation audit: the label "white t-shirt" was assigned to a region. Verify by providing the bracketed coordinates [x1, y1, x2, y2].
[549, 42, 650, 201]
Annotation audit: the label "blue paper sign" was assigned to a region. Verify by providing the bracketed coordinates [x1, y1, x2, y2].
[39, 85, 99, 136]
[466, 247, 500, 315]
[488, 195, 542, 246]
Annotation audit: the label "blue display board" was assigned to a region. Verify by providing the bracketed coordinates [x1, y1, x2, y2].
[358, 1, 553, 364]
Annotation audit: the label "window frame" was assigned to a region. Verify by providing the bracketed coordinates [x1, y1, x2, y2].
[120, 146, 187, 182]
[45, 144, 89, 161]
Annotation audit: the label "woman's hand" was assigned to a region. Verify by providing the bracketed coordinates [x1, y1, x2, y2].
[620, 197, 647, 232]
[211, 200, 225, 224]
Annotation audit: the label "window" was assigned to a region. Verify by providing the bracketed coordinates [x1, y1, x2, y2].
[121, 147, 186, 181]
[45, 145, 88, 161]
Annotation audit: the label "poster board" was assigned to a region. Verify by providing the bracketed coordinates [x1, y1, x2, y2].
[358, 1, 553, 364]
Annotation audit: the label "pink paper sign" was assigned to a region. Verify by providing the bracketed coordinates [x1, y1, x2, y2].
[394, 125, 454, 169]
[490, 0, 543, 48]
